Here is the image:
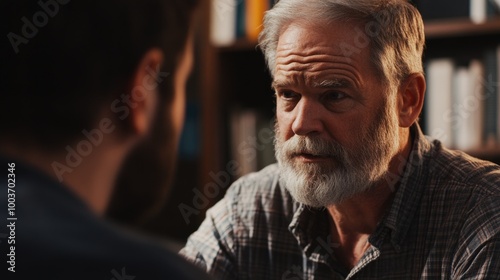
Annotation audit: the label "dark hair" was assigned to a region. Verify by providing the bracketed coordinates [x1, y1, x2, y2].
[0, 0, 199, 150]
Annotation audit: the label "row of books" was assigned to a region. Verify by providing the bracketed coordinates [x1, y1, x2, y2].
[210, 0, 277, 46]
[210, 0, 500, 47]
[425, 45, 500, 151]
[414, 0, 500, 23]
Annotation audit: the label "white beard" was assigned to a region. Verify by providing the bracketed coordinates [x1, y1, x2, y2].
[274, 98, 400, 208]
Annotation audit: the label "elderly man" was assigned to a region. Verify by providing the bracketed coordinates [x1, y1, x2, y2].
[181, 0, 500, 279]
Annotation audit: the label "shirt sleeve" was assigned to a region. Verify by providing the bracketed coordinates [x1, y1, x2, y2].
[452, 237, 500, 279]
[452, 195, 500, 279]
[180, 194, 239, 279]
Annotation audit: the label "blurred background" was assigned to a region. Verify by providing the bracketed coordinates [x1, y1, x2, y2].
[110, 0, 500, 248]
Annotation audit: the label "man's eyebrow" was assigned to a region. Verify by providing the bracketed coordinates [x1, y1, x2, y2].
[272, 79, 352, 90]
[312, 79, 350, 88]
[271, 80, 292, 89]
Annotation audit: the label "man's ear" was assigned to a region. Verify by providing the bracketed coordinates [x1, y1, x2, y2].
[397, 73, 426, 128]
[128, 48, 164, 137]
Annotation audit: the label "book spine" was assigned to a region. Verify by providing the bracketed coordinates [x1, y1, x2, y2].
[470, 0, 487, 24]
[453, 66, 471, 149]
[245, 0, 268, 42]
[211, 0, 237, 46]
[453, 60, 485, 150]
[483, 48, 499, 147]
[236, 0, 246, 39]
[468, 60, 485, 149]
[426, 58, 455, 147]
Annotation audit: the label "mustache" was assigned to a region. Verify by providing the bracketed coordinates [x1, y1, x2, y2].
[278, 136, 347, 158]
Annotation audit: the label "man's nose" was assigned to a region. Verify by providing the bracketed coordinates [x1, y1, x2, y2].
[291, 99, 324, 136]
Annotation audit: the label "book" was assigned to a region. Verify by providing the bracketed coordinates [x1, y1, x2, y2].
[470, 0, 488, 23]
[245, 0, 268, 42]
[236, 0, 246, 39]
[483, 47, 499, 147]
[211, 0, 237, 46]
[453, 60, 484, 150]
[425, 58, 455, 147]
[179, 102, 201, 160]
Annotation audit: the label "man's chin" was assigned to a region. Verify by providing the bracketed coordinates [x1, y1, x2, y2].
[288, 158, 340, 174]
[279, 168, 375, 208]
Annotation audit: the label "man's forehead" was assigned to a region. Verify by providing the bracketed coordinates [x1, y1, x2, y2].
[275, 21, 371, 71]
[277, 20, 362, 50]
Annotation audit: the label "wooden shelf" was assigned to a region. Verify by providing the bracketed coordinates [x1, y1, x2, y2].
[425, 17, 500, 39]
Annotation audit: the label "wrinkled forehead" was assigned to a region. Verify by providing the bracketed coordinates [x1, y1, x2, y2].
[274, 20, 373, 86]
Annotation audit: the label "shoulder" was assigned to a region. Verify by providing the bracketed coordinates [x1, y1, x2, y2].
[224, 163, 296, 216]
[104, 233, 210, 280]
[427, 140, 500, 196]
[17, 214, 210, 279]
[229, 163, 280, 191]
[194, 163, 297, 243]
[4, 164, 209, 279]
[424, 140, 500, 238]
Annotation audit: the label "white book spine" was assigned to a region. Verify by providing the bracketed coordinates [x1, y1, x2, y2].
[426, 59, 455, 147]
[471, 0, 488, 24]
[468, 60, 485, 149]
[453, 67, 471, 150]
[210, 0, 237, 46]
[454, 61, 485, 150]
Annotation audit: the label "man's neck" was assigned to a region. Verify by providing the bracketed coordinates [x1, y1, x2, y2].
[327, 183, 396, 236]
[326, 127, 413, 269]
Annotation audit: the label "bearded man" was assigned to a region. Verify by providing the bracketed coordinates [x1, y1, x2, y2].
[181, 0, 500, 279]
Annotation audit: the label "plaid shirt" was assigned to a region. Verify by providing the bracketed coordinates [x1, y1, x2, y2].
[180, 125, 500, 279]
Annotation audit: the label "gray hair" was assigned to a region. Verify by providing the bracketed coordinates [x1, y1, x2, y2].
[258, 0, 425, 88]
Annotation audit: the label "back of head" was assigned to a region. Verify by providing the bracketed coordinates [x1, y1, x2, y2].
[259, 0, 425, 89]
[0, 0, 198, 151]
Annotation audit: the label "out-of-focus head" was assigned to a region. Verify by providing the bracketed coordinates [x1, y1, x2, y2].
[1, 0, 199, 220]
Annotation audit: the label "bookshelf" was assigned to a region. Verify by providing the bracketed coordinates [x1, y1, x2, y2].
[423, 17, 500, 162]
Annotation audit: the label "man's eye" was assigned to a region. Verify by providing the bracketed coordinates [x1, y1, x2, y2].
[323, 91, 347, 102]
[278, 91, 300, 100]
[323, 91, 356, 112]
